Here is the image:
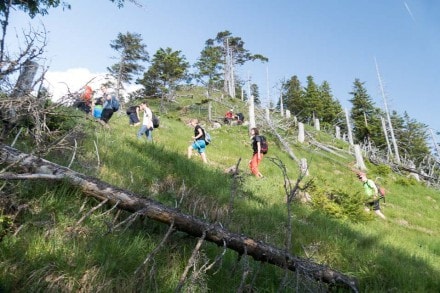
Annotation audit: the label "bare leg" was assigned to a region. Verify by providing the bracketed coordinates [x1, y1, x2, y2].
[375, 210, 386, 220]
[187, 145, 193, 159]
[200, 152, 208, 164]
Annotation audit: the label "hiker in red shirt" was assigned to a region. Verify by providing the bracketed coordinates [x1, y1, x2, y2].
[79, 85, 93, 114]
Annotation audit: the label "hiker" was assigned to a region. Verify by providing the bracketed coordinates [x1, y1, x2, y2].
[357, 172, 386, 220]
[137, 101, 154, 142]
[235, 112, 244, 125]
[187, 118, 207, 164]
[75, 85, 93, 114]
[92, 97, 103, 119]
[100, 86, 115, 125]
[224, 109, 234, 124]
[249, 127, 264, 178]
[126, 105, 141, 126]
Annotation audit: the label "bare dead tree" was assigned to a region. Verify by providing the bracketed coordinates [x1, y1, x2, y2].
[0, 24, 47, 82]
[256, 107, 300, 163]
[175, 230, 207, 292]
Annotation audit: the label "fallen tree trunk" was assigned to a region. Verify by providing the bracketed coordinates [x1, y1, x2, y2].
[0, 144, 358, 291]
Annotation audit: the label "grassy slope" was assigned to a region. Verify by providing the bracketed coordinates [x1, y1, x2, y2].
[1, 89, 439, 292]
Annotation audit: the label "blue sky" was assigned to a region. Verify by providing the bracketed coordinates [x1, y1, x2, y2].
[10, 0, 440, 138]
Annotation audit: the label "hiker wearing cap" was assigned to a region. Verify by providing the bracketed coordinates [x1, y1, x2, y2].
[357, 173, 386, 220]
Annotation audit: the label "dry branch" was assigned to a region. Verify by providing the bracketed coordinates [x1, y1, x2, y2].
[0, 143, 358, 291]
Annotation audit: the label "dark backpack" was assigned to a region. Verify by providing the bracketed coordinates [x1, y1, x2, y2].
[111, 96, 120, 112]
[152, 114, 160, 128]
[126, 106, 137, 115]
[259, 135, 268, 154]
[237, 112, 244, 121]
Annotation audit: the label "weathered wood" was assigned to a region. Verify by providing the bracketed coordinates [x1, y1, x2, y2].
[0, 144, 358, 291]
[298, 122, 305, 143]
[12, 60, 39, 98]
[354, 144, 367, 171]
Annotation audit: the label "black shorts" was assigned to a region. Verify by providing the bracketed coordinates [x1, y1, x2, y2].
[101, 108, 114, 123]
[366, 199, 381, 211]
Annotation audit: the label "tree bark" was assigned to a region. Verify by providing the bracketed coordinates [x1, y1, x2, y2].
[0, 143, 358, 291]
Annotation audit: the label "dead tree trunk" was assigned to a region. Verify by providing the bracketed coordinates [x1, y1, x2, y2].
[0, 144, 358, 291]
[11, 60, 39, 98]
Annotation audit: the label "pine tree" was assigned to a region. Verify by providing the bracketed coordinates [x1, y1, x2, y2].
[303, 76, 320, 124]
[250, 84, 261, 105]
[394, 111, 430, 165]
[319, 81, 344, 130]
[137, 47, 189, 105]
[348, 79, 382, 146]
[108, 32, 149, 97]
[194, 45, 223, 95]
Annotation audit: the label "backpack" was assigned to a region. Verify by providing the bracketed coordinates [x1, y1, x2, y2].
[111, 95, 120, 112]
[152, 114, 160, 128]
[126, 105, 137, 115]
[259, 135, 268, 154]
[203, 129, 212, 145]
[236, 112, 244, 121]
[376, 182, 387, 203]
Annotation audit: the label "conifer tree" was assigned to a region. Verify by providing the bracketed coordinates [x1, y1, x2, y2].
[206, 31, 268, 98]
[319, 81, 344, 130]
[108, 32, 149, 97]
[250, 83, 261, 105]
[394, 111, 430, 165]
[303, 75, 320, 124]
[193, 45, 223, 95]
[282, 75, 304, 118]
[348, 79, 382, 146]
[137, 47, 189, 104]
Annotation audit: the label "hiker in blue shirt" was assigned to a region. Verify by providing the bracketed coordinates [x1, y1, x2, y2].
[100, 86, 115, 125]
[357, 172, 386, 220]
[187, 118, 207, 164]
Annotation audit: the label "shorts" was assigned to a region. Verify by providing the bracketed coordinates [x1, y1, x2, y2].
[192, 140, 206, 154]
[100, 108, 114, 123]
[366, 199, 381, 211]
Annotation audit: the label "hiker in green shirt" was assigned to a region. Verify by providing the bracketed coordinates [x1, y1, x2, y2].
[357, 172, 386, 220]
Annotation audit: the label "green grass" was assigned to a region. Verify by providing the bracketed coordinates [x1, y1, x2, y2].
[1, 90, 439, 292]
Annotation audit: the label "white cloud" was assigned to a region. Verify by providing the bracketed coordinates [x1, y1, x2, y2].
[44, 68, 142, 102]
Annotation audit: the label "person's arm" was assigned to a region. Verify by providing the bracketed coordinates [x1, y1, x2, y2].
[136, 106, 140, 120]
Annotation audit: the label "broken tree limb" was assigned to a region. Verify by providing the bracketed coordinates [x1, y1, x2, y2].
[0, 143, 358, 291]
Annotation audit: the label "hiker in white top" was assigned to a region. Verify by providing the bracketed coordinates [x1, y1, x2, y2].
[137, 101, 154, 142]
